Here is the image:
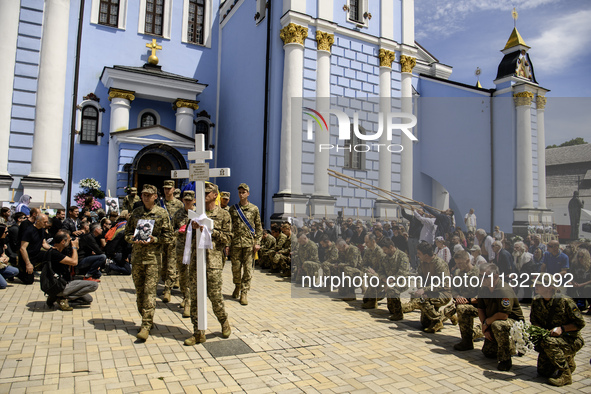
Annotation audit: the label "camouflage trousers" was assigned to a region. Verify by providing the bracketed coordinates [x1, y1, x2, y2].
[272, 254, 290, 271]
[536, 335, 584, 377]
[159, 242, 178, 291]
[231, 247, 254, 294]
[450, 303, 483, 342]
[481, 319, 517, 362]
[131, 263, 159, 330]
[175, 244, 189, 301]
[417, 297, 451, 328]
[259, 253, 274, 269]
[188, 264, 227, 333]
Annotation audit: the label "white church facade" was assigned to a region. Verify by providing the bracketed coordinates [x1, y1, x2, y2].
[0, 0, 551, 234]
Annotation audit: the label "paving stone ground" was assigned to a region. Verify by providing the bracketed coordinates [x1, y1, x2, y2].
[0, 263, 590, 393]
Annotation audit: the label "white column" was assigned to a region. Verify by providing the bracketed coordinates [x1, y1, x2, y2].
[174, 99, 199, 138]
[28, 0, 70, 180]
[0, 0, 20, 178]
[514, 92, 534, 209]
[278, 23, 307, 195]
[106, 89, 134, 195]
[313, 32, 333, 197]
[401, 0, 415, 46]
[378, 64, 392, 192]
[400, 56, 416, 199]
[536, 95, 547, 209]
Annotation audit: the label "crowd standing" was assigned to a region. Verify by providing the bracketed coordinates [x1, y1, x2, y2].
[0, 187, 589, 387]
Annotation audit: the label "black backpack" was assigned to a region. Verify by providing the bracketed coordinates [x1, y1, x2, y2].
[40, 249, 67, 297]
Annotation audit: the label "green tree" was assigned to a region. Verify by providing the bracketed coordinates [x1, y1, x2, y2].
[546, 137, 587, 149]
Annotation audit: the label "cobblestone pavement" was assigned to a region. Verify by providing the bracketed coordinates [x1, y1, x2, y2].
[0, 263, 590, 393]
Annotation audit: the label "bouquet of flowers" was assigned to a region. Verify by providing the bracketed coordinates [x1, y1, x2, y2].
[510, 320, 551, 355]
[74, 177, 105, 210]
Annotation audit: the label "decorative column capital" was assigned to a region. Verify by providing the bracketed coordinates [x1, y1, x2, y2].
[173, 99, 200, 111]
[513, 91, 534, 106]
[280, 23, 308, 46]
[108, 88, 135, 102]
[399, 55, 416, 73]
[536, 95, 547, 110]
[378, 49, 396, 68]
[316, 31, 334, 52]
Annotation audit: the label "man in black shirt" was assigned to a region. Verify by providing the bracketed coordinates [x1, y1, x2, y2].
[18, 214, 51, 284]
[401, 208, 424, 270]
[78, 223, 106, 281]
[6, 212, 26, 266]
[48, 209, 65, 238]
[47, 230, 99, 311]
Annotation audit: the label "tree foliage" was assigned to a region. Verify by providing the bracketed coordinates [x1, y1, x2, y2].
[546, 137, 587, 149]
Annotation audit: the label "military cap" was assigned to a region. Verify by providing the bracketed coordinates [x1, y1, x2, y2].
[221, 191, 230, 199]
[281, 222, 291, 230]
[238, 183, 249, 191]
[173, 188, 181, 198]
[163, 180, 175, 188]
[182, 190, 196, 201]
[141, 184, 157, 194]
[130, 187, 137, 193]
[205, 182, 219, 194]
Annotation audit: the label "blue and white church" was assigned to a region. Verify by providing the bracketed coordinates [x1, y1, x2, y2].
[0, 0, 551, 235]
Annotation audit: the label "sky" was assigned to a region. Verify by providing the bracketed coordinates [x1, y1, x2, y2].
[414, 0, 591, 146]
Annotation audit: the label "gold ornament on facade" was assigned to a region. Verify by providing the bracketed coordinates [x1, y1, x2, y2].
[173, 99, 200, 111]
[146, 39, 162, 65]
[280, 23, 308, 46]
[536, 95, 547, 110]
[513, 91, 534, 106]
[316, 31, 334, 52]
[400, 55, 416, 73]
[378, 49, 396, 68]
[108, 88, 135, 102]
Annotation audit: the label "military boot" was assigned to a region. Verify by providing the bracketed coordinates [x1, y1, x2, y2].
[388, 312, 404, 321]
[136, 327, 150, 341]
[361, 300, 377, 309]
[424, 320, 444, 333]
[232, 285, 240, 299]
[240, 292, 248, 306]
[161, 289, 171, 303]
[453, 340, 474, 351]
[180, 298, 186, 308]
[184, 330, 206, 346]
[497, 359, 512, 371]
[183, 301, 191, 318]
[221, 320, 231, 338]
[549, 368, 572, 387]
[58, 299, 73, 311]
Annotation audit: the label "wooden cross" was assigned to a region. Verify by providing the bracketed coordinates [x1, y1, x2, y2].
[172, 134, 230, 330]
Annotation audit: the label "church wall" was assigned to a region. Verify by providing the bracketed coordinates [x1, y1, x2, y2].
[491, 95, 517, 233]
[68, 0, 221, 203]
[215, 0, 267, 210]
[416, 77, 493, 231]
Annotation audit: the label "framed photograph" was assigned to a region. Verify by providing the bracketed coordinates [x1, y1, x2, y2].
[105, 197, 120, 214]
[133, 219, 155, 242]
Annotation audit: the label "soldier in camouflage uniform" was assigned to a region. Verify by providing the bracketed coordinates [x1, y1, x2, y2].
[335, 239, 362, 300]
[124, 184, 173, 342]
[413, 241, 452, 333]
[184, 183, 233, 346]
[158, 180, 184, 303]
[122, 187, 141, 212]
[360, 234, 386, 309]
[258, 229, 276, 269]
[171, 190, 195, 318]
[477, 263, 525, 371]
[367, 239, 410, 320]
[448, 250, 485, 351]
[220, 192, 230, 211]
[302, 234, 338, 285]
[229, 183, 262, 306]
[272, 223, 292, 273]
[530, 282, 586, 386]
[292, 232, 319, 281]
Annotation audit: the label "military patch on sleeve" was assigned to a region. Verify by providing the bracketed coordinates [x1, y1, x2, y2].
[573, 306, 583, 318]
[502, 298, 511, 307]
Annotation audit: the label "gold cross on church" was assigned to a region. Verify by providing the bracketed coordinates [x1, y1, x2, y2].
[146, 39, 162, 65]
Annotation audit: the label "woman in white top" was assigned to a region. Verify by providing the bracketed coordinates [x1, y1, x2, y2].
[493, 225, 504, 242]
[434, 236, 451, 264]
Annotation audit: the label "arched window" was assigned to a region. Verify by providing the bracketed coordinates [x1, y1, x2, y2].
[195, 120, 209, 148]
[141, 112, 157, 127]
[81, 106, 99, 144]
